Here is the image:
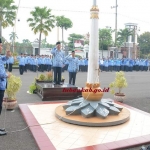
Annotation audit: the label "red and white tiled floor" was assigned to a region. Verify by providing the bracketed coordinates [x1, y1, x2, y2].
[19, 100, 150, 150]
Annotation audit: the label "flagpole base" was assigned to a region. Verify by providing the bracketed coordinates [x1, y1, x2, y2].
[82, 83, 104, 101]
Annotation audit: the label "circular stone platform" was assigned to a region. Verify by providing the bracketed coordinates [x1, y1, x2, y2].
[55, 105, 130, 127]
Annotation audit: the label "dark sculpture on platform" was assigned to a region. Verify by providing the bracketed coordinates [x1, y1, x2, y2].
[63, 98, 123, 118]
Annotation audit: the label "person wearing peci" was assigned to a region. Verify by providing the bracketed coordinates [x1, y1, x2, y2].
[0, 38, 11, 136]
[51, 42, 65, 85]
[65, 51, 79, 85]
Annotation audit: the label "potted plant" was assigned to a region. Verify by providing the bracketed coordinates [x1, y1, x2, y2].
[46, 72, 53, 82]
[36, 74, 46, 82]
[3, 74, 22, 110]
[109, 71, 127, 102]
[29, 82, 37, 94]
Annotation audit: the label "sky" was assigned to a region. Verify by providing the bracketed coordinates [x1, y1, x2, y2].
[3, 0, 150, 44]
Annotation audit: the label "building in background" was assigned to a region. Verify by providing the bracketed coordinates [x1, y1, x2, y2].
[121, 23, 140, 59]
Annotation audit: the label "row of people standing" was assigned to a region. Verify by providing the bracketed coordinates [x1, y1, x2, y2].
[99, 58, 149, 72]
[4, 52, 150, 76]
[16, 54, 53, 75]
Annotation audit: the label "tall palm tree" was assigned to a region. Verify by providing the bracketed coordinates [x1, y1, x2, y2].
[27, 7, 55, 54]
[9, 31, 18, 52]
[0, 0, 17, 38]
[56, 16, 73, 49]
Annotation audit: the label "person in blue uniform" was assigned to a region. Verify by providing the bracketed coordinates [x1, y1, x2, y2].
[65, 51, 79, 85]
[24, 54, 28, 72]
[0, 38, 11, 136]
[84, 58, 88, 72]
[17, 53, 25, 75]
[80, 58, 85, 72]
[144, 59, 149, 71]
[51, 42, 65, 85]
[121, 58, 125, 71]
[47, 55, 52, 72]
[135, 58, 139, 71]
[6, 56, 14, 72]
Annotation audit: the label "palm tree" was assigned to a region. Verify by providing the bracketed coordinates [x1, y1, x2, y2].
[117, 28, 133, 48]
[22, 39, 31, 54]
[56, 16, 73, 49]
[0, 0, 17, 38]
[9, 31, 18, 52]
[27, 7, 55, 54]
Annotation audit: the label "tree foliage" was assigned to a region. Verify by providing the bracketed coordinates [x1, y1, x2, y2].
[0, 0, 17, 37]
[27, 7, 55, 54]
[117, 28, 133, 48]
[99, 28, 113, 50]
[68, 33, 84, 51]
[138, 32, 150, 55]
[56, 16, 73, 44]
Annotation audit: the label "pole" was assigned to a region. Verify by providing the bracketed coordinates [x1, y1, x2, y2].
[134, 26, 136, 59]
[115, 0, 117, 47]
[73, 38, 74, 50]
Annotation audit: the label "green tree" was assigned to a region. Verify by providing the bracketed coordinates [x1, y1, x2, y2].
[138, 32, 150, 56]
[0, 0, 17, 38]
[68, 33, 84, 51]
[99, 28, 113, 57]
[22, 39, 32, 54]
[1, 37, 8, 53]
[27, 7, 55, 54]
[41, 38, 47, 48]
[117, 28, 133, 48]
[9, 31, 18, 52]
[56, 16, 73, 48]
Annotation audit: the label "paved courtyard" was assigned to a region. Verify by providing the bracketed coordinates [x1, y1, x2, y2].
[0, 69, 150, 150]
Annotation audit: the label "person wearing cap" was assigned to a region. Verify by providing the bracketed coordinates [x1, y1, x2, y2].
[0, 38, 11, 136]
[51, 42, 65, 85]
[65, 51, 79, 85]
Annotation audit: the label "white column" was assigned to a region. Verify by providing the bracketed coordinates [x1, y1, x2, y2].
[87, 9, 99, 83]
[135, 33, 137, 43]
[93, 0, 96, 5]
[128, 36, 132, 43]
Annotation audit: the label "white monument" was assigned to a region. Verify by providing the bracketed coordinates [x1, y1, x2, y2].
[55, 0, 130, 127]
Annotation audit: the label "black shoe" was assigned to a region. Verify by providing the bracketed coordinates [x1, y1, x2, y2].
[53, 82, 57, 85]
[0, 128, 5, 131]
[0, 131, 7, 136]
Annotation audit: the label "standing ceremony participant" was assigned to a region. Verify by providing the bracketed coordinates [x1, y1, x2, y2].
[17, 53, 25, 75]
[0, 38, 11, 136]
[51, 42, 65, 85]
[65, 51, 79, 85]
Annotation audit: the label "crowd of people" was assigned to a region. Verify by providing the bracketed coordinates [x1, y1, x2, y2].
[4, 54, 150, 74]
